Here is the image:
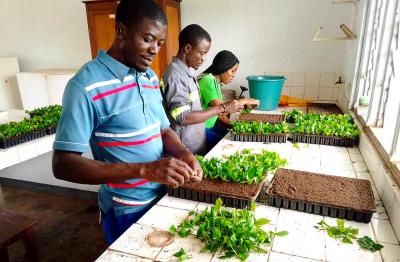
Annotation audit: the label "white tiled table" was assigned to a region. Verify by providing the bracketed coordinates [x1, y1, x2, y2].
[97, 135, 400, 261]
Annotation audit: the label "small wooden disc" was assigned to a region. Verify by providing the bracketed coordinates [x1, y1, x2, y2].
[147, 230, 174, 247]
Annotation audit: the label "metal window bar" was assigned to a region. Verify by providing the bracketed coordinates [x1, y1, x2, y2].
[350, 0, 372, 109]
[367, 0, 399, 127]
[377, 0, 400, 127]
[389, 4, 400, 161]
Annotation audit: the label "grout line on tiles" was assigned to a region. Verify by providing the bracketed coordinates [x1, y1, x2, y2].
[270, 251, 326, 261]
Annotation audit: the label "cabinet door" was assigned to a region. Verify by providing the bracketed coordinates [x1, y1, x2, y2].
[92, 11, 116, 56]
[84, 1, 118, 58]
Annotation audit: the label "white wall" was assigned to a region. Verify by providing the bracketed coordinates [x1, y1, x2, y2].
[181, 0, 360, 99]
[0, 0, 91, 72]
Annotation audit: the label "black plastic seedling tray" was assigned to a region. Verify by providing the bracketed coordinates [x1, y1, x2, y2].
[291, 133, 357, 147]
[266, 195, 373, 223]
[168, 187, 253, 209]
[0, 129, 47, 149]
[231, 133, 287, 143]
[46, 126, 57, 135]
[266, 169, 375, 223]
[168, 177, 267, 209]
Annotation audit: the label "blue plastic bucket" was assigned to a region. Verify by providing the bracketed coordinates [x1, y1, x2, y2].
[247, 75, 286, 111]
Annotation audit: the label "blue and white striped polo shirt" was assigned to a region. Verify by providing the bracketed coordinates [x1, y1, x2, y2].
[54, 50, 169, 216]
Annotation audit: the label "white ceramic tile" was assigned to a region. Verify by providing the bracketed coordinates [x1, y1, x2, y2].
[371, 183, 382, 201]
[319, 145, 348, 154]
[371, 218, 399, 244]
[353, 162, 369, 172]
[324, 217, 382, 262]
[268, 252, 320, 262]
[320, 159, 354, 172]
[332, 87, 340, 101]
[291, 86, 305, 99]
[373, 201, 389, 220]
[382, 180, 396, 219]
[17, 142, 38, 162]
[292, 73, 306, 87]
[137, 205, 189, 231]
[348, 146, 361, 154]
[109, 224, 162, 259]
[35, 136, 54, 155]
[287, 161, 321, 174]
[0, 147, 19, 170]
[157, 195, 198, 211]
[282, 87, 291, 95]
[304, 86, 319, 100]
[195, 202, 214, 212]
[373, 165, 387, 199]
[380, 242, 400, 262]
[350, 153, 365, 163]
[156, 234, 213, 262]
[96, 250, 151, 262]
[283, 72, 293, 87]
[272, 209, 326, 260]
[390, 199, 400, 241]
[319, 169, 357, 179]
[211, 248, 269, 262]
[255, 204, 280, 225]
[318, 87, 333, 101]
[320, 73, 335, 88]
[305, 73, 320, 87]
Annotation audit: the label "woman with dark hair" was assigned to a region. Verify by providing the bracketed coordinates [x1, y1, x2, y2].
[198, 50, 259, 149]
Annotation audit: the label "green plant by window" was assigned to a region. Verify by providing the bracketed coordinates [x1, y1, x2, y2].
[170, 198, 288, 261]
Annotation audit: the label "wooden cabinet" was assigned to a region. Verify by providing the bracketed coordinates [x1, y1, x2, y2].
[82, 0, 181, 77]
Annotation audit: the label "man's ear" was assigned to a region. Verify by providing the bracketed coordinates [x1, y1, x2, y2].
[116, 22, 128, 40]
[184, 44, 192, 54]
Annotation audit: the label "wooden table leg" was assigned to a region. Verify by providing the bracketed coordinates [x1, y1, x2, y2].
[0, 246, 9, 262]
[22, 227, 39, 262]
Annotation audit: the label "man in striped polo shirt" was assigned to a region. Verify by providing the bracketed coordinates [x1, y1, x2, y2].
[52, 0, 201, 244]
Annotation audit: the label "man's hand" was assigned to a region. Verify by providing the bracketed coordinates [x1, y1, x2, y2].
[224, 100, 245, 114]
[141, 158, 194, 188]
[176, 151, 203, 182]
[238, 98, 260, 109]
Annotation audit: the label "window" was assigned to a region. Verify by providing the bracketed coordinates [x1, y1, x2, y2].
[351, 0, 400, 165]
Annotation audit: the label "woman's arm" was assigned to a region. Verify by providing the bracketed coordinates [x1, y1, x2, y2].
[209, 99, 232, 128]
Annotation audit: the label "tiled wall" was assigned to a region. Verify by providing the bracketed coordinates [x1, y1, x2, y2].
[270, 72, 344, 102]
[354, 116, 400, 239]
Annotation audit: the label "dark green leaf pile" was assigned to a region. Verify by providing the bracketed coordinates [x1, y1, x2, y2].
[231, 121, 289, 135]
[196, 149, 287, 184]
[170, 198, 288, 261]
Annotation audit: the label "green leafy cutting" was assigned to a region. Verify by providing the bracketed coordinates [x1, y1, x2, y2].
[196, 149, 287, 184]
[231, 121, 289, 135]
[315, 219, 384, 252]
[357, 236, 384, 252]
[287, 111, 360, 139]
[241, 108, 252, 114]
[315, 219, 358, 244]
[173, 248, 190, 261]
[170, 198, 288, 261]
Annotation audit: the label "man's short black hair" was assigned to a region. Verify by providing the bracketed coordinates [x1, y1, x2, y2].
[179, 24, 211, 49]
[116, 0, 167, 30]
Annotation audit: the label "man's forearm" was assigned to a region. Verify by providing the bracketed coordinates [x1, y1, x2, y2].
[161, 128, 191, 157]
[182, 106, 223, 125]
[52, 150, 144, 184]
